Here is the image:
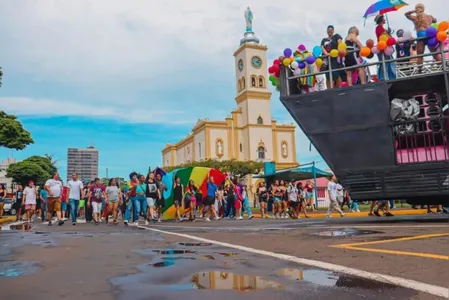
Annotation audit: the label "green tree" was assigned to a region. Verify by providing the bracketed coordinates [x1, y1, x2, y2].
[163, 159, 263, 177]
[0, 111, 34, 150]
[6, 160, 49, 187]
[24, 155, 57, 176]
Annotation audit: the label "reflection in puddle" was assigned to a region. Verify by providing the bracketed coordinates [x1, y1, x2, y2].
[0, 223, 32, 232]
[151, 261, 175, 268]
[192, 271, 284, 291]
[315, 229, 383, 237]
[279, 268, 397, 290]
[0, 261, 39, 278]
[152, 249, 196, 255]
[179, 242, 212, 247]
[161, 257, 197, 261]
[218, 252, 239, 257]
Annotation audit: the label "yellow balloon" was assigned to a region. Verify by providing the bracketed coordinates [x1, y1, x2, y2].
[379, 34, 389, 42]
[283, 58, 290, 66]
[338, 42, 347, 51]
[316, 58, 323, 68]
[330, 49, 338, 58]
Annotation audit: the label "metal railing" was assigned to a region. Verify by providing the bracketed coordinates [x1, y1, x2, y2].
[282, 37, 449, 94]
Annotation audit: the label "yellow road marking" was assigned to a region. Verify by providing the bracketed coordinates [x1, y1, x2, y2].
[331, 233, 449, 260]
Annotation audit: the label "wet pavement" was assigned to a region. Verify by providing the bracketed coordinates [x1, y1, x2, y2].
[0, 216, 446, 299]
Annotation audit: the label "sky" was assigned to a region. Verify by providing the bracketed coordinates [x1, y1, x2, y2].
[1, 0, 448, 181]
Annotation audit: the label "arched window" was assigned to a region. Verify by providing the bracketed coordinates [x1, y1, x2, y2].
[242, 77, 246, 88]
[258, 146, 265, 160]
[258, 76, 265, 87]
[239, 143, 243, 152]
[257, 116, 263, 124]
[251, 75, 257, 87]
[238, 79, 242, 91]
[199, 142, 201, 158]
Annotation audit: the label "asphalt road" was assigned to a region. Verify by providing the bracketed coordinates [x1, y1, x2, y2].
[0, 214, 447, 300]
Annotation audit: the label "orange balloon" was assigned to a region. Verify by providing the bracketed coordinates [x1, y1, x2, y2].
[437, 31, 448, 42]
[377, 41, 387, 51]
[438, 21, 449, 32]
[289, 56, 295, 62]
[360, 47, 371, 57]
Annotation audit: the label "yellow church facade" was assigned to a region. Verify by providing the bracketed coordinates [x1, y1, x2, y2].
[161, 30, 298, 170]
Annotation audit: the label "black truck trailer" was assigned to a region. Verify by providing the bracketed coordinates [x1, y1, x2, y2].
[279, 54, 449, 206]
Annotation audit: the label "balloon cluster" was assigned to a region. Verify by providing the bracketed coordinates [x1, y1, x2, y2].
[427, 21, 449, 47]
[267, 44, 324, 90]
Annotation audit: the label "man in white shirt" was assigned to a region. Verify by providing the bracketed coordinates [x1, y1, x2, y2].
[336, 183, 344, 206]
[67, 173, 85, 225]
[287, 180, 299, 219]
[45, 172, 64, 226]
[326, 175, 345, 218]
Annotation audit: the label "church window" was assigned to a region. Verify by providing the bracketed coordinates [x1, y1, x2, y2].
[239, 143, 243, 152]
[199, 143, 201, 158]
[257, 116, 263, 125]
[242, 77, 246, 88]
[257, 146, 265, 160]
[238, 79, 242, 91]
[215, 138, 224, 158]
[251, 75, 257, 87]
[258, 76, 265, 87]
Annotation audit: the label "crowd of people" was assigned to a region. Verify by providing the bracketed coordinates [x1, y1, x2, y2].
[307, 3, 446, 91]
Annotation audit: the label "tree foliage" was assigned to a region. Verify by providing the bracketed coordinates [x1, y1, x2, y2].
[162, 159, 264, 177]
[0, 111, 34, 150]
[6, 155, 57, 187]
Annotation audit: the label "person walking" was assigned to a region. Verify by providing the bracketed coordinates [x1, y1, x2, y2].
[326, 175, 345, 218]
[88, 178, 106, 225]
[0, 184, 6, 217]
[44, 172, 64, 226]
[173, 176, 184, 222]
[14, 185, 24, 221]
[185, 180, 197, 222]
[67, 173, 84, 225]
[240, 180, 253, 220]
[23, 180, 38, 222]
[105, 178, 121, 225]
[144, 172, 160, 224]
[124, 172, 138, 225]
[155, 173, 167, 223]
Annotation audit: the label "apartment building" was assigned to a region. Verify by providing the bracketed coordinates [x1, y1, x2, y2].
[67, 146, 99, 182]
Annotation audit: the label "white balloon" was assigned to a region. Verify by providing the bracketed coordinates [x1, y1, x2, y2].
[371, 46, 380, 54]
[291, 61, 299, 69]
[294, 68, 302, 76]
[384, 46, 395, 56]
[403, 31, 412, 39]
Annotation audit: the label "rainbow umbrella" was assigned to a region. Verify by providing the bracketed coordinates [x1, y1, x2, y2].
[363, 0, 408, 26]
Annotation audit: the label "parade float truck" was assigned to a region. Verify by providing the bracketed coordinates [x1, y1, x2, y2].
[277, 42, 449, 206]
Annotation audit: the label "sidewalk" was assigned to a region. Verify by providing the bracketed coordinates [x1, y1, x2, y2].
[250, 208, 429, 219]
[0, 216, 17, 224]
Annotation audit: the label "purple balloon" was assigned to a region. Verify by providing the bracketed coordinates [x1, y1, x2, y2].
[428, 37, 438, 47]
[283, 48, 292, 57]
[298, 44, 306, 51]
[298, 62, 306, 69]
[306, 55, 316, 64]
[426, 26, 437, 38]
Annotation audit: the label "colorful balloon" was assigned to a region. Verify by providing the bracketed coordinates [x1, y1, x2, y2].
[437, 31, 448, 42]
[291, 61, 299, 69]
[306, 55, 316, 64]
[298, 62, 306, 69]
[338, 42, 347, 51]
[269, 75, 274, 81]
[428, 37, 438, 47]
[438, 21, 449, 32]
[426, 26, 438, 38]
[283, 48, 292, 58]
[330, 49, 338, 58]
[315, 58, 323, 68]
[294, 68, 302, 76]
[282, 58, 290, 66]
[298, 44, 306, 51]
[366, 39, 375, 48]
[377, 41, 387, 51]
[379, 34, 389, 42]
[371, 46, 380, 54]
[272, 64, 280, 73]
[313, 46, 322, 57]
[360, 47, 371, 57]
[338, 49, 346, 57]
[384, 46, 394, 56]
[387, 37, 396, 47]
[273, 59, 280, 65]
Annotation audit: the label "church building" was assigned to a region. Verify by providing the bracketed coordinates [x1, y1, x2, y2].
[161, 23, 298, 170]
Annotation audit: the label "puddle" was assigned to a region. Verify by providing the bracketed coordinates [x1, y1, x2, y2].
[279, 268, 397, 290]
[1, 223, 32, 231]
[178, 242, 212, 247]
[0, 261, 39, 278]
[192, 271, 284, 291]
[152, 249, 196, 255]
[218, 252, 239, 257]
[315, 229, 383, 237]
[151, 261, 175, 268]
[161, 257, 197, 261]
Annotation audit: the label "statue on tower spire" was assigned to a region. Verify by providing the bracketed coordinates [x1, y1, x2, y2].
[244, 7, 253, 32]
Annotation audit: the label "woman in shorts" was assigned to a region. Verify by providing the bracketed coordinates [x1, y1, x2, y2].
[279, 180, 288, 219]
[23, 180, 38, 222]
[145, 172, 160, 224]
[304, 180, 316, 211]
[185, 180, 197, 222]
[296, 182, 310, 218]
[106, 178, 121, 225]
[271, 180, 283, 219]
[256, 181, 269, 218]
[173, 176, 184, 222]
[204, 176, 219, 221]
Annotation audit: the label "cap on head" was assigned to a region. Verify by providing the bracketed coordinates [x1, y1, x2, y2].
[375, 14, 385, 25]
[327, 25, 334, 29]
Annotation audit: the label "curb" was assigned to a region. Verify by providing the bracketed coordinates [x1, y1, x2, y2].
[250, 209, 428, 219]
[0, 216, 17, 224]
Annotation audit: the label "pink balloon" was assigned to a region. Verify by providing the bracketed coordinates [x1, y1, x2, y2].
[384, 46, 394, 56]
[371, 46, 380, 54]
[298, 44, 306, 51]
